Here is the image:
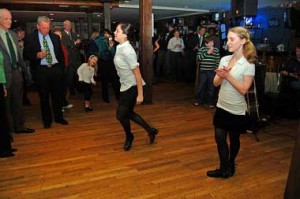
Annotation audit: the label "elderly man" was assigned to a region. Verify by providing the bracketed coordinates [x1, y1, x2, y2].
[24, 16, 68, 128]
[0, 8, 34, 135]
[61, 19, 82, 99]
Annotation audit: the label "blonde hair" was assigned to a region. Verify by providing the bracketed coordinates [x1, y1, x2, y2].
[228, 26, 257, 63]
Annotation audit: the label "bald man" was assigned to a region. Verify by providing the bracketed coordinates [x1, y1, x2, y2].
[0, 8, 34, 135]
[61, 20, 82, 99]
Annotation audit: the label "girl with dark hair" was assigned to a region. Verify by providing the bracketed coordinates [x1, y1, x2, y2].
[207, 26, 257, 178]
[113, 23, 158, 151]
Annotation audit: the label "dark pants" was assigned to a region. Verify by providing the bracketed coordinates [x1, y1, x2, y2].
[214, 127, 241, 171]
[98, 59, 120, 102]
[36, 64, 64, 125]
[116, 86, 152, 137]
[81, 82, 93, 101]
[5, 69, 25, 132]
[169, 51, 183, 82]
[284, 123, 300, 199]
[156, 50, 166, 77]
[195, 70, 215, 105]
[0, 84, 12, 153]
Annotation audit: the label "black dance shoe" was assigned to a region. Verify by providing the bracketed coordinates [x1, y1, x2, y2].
[15, 128, 35, 134]
[206, 169, 231, 179]
[0, 151, 15, 158]
[228, 163, 236, 177]
[124, 134, 134, 151]
[149, 128, 158, 144]
[85, 107, 93, 112]
[55, 119, 69, 125]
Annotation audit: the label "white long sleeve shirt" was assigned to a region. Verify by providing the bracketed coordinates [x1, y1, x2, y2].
[77, 63, 96, 84]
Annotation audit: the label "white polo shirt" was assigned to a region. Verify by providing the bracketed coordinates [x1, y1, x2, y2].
[217, 55, 255, 115]
[114, 41, 145, 92]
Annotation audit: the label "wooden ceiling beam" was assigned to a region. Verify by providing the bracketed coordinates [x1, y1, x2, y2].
[0, 0, 120, 7]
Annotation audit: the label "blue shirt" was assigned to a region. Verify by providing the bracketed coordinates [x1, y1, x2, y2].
[38, 32, 58, 65]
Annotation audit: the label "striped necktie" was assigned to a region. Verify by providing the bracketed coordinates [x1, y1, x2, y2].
[5, 32, 17, 67]
[43, 36, 52, 64]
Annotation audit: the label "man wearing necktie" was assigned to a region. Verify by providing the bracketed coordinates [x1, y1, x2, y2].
[0, 8, 35, 135]
[24, 16, 68, 129]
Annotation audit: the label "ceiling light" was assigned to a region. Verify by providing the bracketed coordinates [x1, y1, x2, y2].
[123, 0, 131, 3]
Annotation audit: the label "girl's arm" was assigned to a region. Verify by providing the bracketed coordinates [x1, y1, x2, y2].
[132, 66, 144, 104]
[215, 67, 254, 95]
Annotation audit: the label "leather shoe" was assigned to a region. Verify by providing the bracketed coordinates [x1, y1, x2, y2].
[0, 151, 15, 158]
[123, 134, 134, 151]
[55, 119, 69, 125]
[10, 148, 17, 152]
[44, 123, 51, 129]
[207, 169, 231, 179]
[149, 128, 158, 144]
[228, 163, 236, 177]
[15, 128, 35, 134]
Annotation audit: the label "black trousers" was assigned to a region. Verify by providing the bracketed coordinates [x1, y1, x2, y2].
[98, 59, 120, 102]
[36, 65, 64, 124]
[0, 84, 12, 153]
[81, 82, 93, 101]
[116, 86, 152, 137]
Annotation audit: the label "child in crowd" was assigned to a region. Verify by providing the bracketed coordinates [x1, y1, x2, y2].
[77, 55, 98, 111]
[194, 36, 220, 108]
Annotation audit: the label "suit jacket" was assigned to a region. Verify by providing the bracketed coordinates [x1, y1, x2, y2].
[61, 30, 81, 68]
[0, 29, 26, 89]
[23, 30, 65, 78]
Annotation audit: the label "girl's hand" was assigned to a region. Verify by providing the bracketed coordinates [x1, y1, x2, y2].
[136, 95, 143, 104]
[215, 66, 231, 79]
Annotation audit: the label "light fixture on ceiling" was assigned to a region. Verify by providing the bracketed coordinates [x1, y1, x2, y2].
[123, 0, 131, 3]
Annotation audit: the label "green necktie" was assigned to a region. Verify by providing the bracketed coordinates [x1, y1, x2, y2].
[5, 32, 17, 67]
[43, 36, 52, 64]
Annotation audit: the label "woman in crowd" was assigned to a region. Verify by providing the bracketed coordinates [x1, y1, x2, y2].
[113, 22, 158, 151]
[207, 26, 257, 178]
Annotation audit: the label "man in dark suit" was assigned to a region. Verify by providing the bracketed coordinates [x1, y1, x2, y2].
[23, 16, 68, 129]
[0, 8, 34, 135]
[61, 19, 82, 98]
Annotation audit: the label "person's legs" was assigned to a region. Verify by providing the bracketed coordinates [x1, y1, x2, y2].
[116, 88, 135, 151]
[207, 127, 231, 178]
[195, 71, 207, 104]
[207, 71, 216, 106]
[228, 131, 241, 176]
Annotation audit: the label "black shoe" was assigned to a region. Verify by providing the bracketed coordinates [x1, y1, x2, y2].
[44, 123, 52, 129]
[55, 119, 69, 125]
[123, 134, 134, 151]
[0, 151, 15, 158]
[85, 107, 93, 112]
[15, 128, 35, 134]
[149, 128, 158, 144]
[228, 163, 236, 177]
[10, 148, 17, 152]
[207, 169, 231, 179]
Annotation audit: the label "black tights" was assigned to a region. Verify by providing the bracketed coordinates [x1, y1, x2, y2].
[214, 127, 241, 171]
[116, 86, 152, 137]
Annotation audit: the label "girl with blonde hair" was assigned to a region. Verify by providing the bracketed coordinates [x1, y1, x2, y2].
[207, 26, 257, 178]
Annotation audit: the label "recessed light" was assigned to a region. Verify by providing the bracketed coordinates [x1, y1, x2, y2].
[49, 13, 54, 16]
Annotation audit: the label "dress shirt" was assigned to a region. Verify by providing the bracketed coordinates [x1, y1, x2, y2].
[38, 32, 58, 65]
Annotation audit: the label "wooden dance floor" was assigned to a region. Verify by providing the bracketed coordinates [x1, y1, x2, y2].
[0, 82, 299, 198]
